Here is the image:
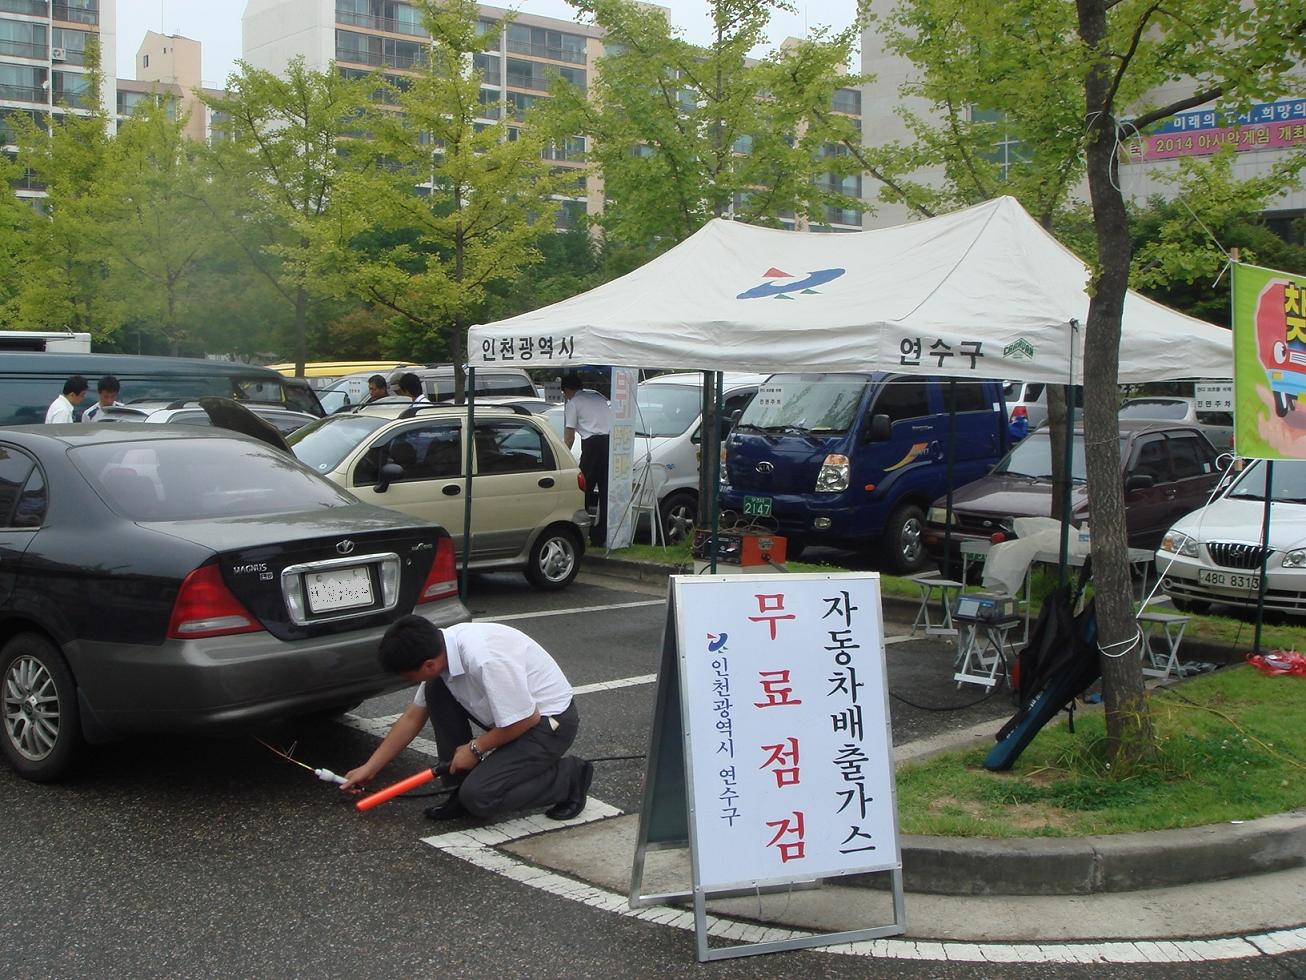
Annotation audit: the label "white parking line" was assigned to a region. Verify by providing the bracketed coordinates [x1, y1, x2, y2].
[492, 599, 664, 623]
[572, 674, 658, 696]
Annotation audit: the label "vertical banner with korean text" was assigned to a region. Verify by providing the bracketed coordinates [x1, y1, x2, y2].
[673, 573, 900, 892]
[606, 367, 639, 549]
[1232, 263, 1306, 460]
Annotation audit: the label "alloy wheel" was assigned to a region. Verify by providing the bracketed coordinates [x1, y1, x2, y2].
[3, 655, 60, 762]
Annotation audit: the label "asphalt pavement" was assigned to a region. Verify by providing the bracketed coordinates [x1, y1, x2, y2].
[1, 567, 1303, 978]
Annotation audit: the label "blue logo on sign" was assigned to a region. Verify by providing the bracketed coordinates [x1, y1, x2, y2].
[707, 633, 729, 652]
[737, 266, 846, 300]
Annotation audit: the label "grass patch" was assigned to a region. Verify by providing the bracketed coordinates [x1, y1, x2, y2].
[895, 665, 1306, 837]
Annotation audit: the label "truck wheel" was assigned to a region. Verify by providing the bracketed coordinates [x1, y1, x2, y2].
[658, 491, 697, 546]
[524, 525, 581, 590]
[883, 504, 928, 575]
[0, 633, 82, 782]
[1273, 391, 1291, 418]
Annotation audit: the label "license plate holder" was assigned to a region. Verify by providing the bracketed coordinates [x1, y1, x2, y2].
[1197, 568, 1261, 592]
[305, 565, 375, 613]
[742, 495, 773, 518]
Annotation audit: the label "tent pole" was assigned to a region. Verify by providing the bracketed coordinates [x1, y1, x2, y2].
[943, 379, 956, 577]
[1253, 459, 1273, 654]
[1059, 320, 1079, 586]
[460, 368, 476, 602]
[708, 372, 723, 573]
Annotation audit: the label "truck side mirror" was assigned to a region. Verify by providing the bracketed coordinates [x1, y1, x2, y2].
[867, 413, 892, 442]
[375, 462, 404, 493]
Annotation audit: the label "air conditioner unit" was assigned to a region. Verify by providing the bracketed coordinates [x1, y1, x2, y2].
[51, 47, 67, 61]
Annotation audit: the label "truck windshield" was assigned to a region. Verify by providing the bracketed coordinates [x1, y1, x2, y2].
[634, 384, 702, 437]
[738, 375, 868, 435]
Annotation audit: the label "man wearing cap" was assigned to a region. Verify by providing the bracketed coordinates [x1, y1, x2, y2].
[561, 373, 611, 547]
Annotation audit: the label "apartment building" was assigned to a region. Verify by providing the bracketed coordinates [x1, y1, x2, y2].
[0, 0, 116, 200]
[242, 0, 865, 232]
[858, 0, 1305, 231]
[117, 31, 225, 142]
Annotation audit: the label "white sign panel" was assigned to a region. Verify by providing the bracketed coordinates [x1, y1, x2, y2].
[674, 573, 900, 892]
[606, 367, 638, 549]
[1195, 381, 1234, 412]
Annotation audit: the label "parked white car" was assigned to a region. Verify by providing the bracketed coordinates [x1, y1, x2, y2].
[632, 372, 768, 543]
[1156, 458, 1306, 616]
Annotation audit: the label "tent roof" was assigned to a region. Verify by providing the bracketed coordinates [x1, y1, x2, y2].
[468, 196, 1231, 385]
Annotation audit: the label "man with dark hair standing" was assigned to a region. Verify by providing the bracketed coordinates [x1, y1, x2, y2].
[395, 372, 428, 402]
[341, 616, 592, 823]
[81, 375, 123, 423]
[362, 374, 388, 406]
[561, 373, 611, 547]
[45, 375, 88, 423]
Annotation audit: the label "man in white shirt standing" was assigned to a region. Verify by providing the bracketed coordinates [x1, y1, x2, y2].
[81, 375, 123, 423]
[342, 616, 592, 823]
[562, 373, 612, 546]
[44, 375, 88, 423]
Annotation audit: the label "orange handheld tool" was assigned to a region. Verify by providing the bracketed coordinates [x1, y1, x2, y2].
[355, 763, 450, 812]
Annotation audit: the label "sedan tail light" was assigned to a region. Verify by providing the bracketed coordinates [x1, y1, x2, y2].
[168, 564, 262, 639]
[417, 536, 459, 604]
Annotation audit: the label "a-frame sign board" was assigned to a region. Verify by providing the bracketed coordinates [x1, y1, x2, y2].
[630, 573, 907, 962]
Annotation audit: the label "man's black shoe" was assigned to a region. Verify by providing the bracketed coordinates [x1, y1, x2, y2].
[546, 759, 593, 821]
[424, 795, 470, 821]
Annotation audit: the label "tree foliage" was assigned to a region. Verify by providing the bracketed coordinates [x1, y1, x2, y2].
[559, 0, 866, 246]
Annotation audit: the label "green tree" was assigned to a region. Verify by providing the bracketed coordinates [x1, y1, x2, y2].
[95, 98, 224, 355]
[321, 0, 572, 400]
[561, 0, 866, 245]
[882, 0, 1306, 762]
[201, 58, 374, 373]
[5, 48, 122, 340]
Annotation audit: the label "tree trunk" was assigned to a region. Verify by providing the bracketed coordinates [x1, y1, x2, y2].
[1075, 0, 1156, 766]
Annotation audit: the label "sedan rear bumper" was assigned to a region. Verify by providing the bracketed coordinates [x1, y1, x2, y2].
[67, 599, 470, 739]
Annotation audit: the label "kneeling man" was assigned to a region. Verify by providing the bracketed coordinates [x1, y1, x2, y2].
[342, 616, 593, 822]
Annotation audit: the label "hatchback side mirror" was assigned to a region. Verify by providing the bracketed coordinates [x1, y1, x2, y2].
[866, 413, 892, 442]
[375, 462, 404, 493]
[1125, 473, 1155, 491]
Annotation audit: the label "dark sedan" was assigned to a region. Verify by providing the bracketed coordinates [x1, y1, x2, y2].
[924, 421, 1223, 568]
[0, 424, 469, 781]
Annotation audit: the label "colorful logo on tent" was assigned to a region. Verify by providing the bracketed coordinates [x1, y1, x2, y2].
[1003, 338, 1037, 360]
[737, 266, 845, 300]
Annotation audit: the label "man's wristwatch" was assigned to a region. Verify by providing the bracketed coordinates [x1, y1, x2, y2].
[469, 740, 486, 763]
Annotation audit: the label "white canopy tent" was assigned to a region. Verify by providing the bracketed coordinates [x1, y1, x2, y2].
[468, 196, 1230, 383]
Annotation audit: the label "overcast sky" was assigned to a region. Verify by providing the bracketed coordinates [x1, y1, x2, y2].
[117, 1, 861, 88]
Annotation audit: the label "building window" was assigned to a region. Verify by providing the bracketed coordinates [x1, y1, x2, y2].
[53, 69, 93, 110]
[504, 23, 586, 65]
[473, 52, 500, 86]
[0, 17, 47, 60]
[831, 88, 861, 115]
[505, 58, 584, 92]
[51, 1, 99, 26]
[0, 62, 46, 103]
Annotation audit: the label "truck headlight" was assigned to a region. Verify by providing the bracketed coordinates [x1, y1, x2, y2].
[927, 506, 950, 525]
[1283, 549, 1306, 569]
[814, 454, 850, 493]
[1159, 530, 1199, 558]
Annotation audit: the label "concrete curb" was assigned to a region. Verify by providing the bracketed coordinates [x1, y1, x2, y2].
[580, 553, 1253, 663]
[866, 810, 1306, 896]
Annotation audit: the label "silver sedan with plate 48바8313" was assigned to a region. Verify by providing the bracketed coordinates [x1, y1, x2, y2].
[1156, 457, 1306, 617]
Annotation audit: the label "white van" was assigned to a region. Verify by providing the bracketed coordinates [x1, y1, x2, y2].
[633, 372, 768, 542]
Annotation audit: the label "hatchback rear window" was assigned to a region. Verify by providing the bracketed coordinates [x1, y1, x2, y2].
[72, 438, 358, 521]
[287, 415, 390, 474]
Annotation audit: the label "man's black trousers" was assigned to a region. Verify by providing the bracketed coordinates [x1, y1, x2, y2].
[578, 432, 609, 547]
[422, 677, 582, 819]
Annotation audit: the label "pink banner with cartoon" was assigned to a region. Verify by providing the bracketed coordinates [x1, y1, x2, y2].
[1232, 263, 1306, 460]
